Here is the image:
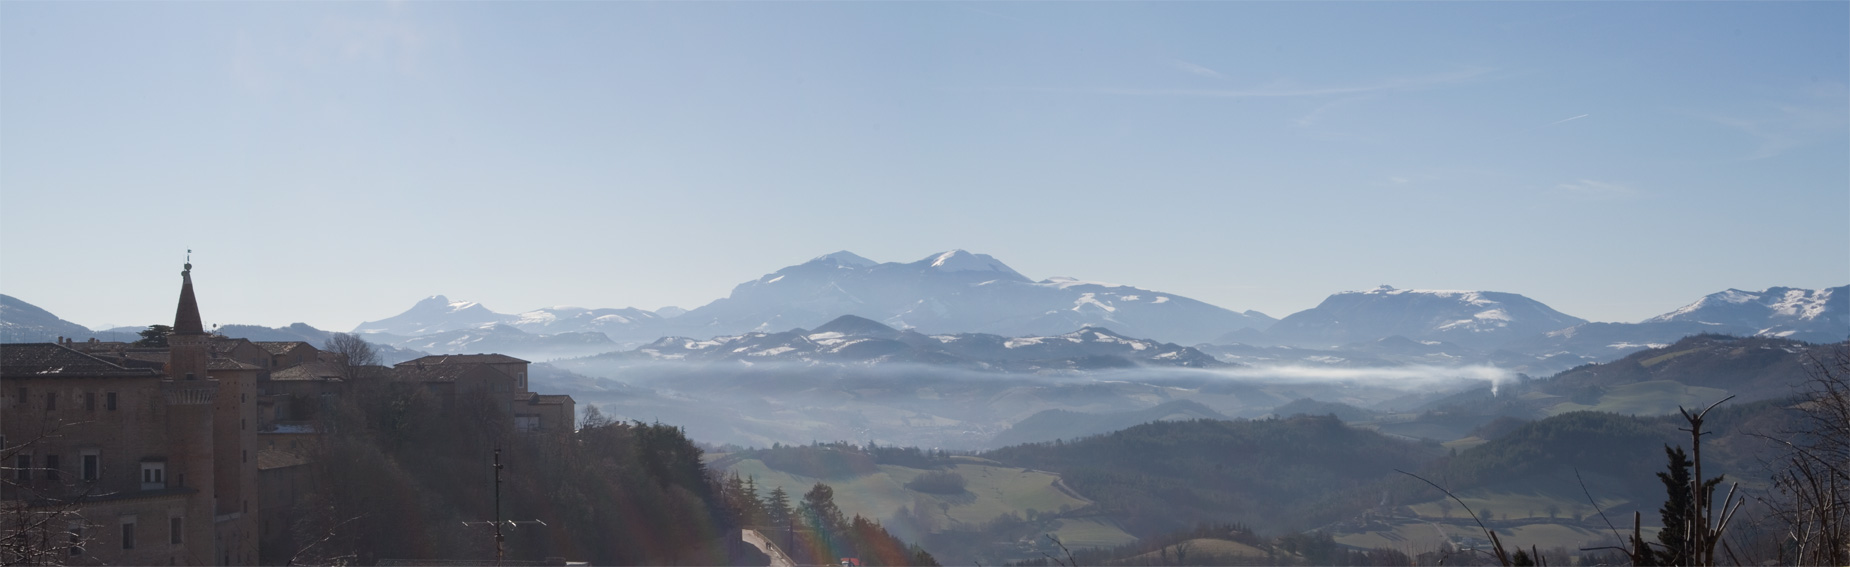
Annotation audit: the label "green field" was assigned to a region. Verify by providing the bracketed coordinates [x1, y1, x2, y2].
[1543, 380, 1731, 417]
[717, 458, 1138, 548]
[1335, 468, 1644, 554]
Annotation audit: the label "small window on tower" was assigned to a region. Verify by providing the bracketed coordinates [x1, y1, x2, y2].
[45, 393, 56, 410]
[14, 454, 30, 481]
[106, 392, 117, 411]
[85, 393, 95, 411]
[140, 462, 166, 491]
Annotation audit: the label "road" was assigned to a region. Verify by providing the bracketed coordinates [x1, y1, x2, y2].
[742, 528, 796, 567]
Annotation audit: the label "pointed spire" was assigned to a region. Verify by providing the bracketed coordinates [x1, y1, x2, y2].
[173, 254, 205, 335]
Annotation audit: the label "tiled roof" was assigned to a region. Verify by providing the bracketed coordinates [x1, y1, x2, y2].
[210, 337, 257, 354]
[255, 341, 313, 355]
[270, 361, 346, 381]
[208, 358, 262, 371]
[533, 394, 574, 405]
[397, 354, 528, 366]
[393, 364, 489, 383]
[1, 344, 162, 378]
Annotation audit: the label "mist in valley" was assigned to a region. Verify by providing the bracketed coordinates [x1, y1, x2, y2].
[539, 359, 1510, 449]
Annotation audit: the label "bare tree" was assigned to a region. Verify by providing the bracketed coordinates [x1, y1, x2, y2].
[2, 420, 96, 566]
[1757, 346, 1850, 565]
[322, 333, 381, 377]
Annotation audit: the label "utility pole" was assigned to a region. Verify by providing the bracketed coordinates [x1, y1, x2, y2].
[494, 448, 505, 563]
[462, 448, 546, 565]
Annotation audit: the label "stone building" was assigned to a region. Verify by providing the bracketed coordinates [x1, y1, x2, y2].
[1, 263, 259, 565]
[393, 354, 573, 436]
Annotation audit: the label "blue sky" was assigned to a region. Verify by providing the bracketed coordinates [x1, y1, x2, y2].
[2, 2, 1845, 332]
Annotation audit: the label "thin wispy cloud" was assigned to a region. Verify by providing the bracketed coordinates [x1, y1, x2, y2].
[946, 67, 1495, 99]
[1170, 60, 1226, 79]
[1706, 98, 1848, 160]
[1548, 113, 1589, 126]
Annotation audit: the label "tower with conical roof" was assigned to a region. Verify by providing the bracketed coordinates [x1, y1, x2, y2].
[169, 259, 210, 381]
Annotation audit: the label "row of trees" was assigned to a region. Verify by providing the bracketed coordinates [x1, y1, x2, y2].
[270, 374, 741, 565]
[716, 475, 938, 566]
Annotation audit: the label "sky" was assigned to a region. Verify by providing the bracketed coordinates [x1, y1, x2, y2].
[2, 2, 1845, 332]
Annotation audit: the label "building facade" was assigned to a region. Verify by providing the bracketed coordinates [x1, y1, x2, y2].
[1, 264, 259, 565]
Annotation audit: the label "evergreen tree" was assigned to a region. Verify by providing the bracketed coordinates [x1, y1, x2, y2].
[766, 486, 793, 529]
[135, 324, 172, 347]
[802, 482, 846, 533]
[1654, 445, 1721, 566]
[742, 477, 765, 527]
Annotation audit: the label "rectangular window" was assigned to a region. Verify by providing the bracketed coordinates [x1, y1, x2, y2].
[14, 454, 29, 481]
[85, 392, 95, 411]
[105, 392, 116, 411]
[45, 392, 55, 410]
[169, 518, 182, 545]
[81, 452, 98, 481]
[120, 522, 134, 550]
[44, 455, 59, 481]
[140, 462, 165, 490]
[15, 387, 24, 407]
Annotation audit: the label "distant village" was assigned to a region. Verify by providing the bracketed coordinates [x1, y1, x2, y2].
[1, 263, 574, 565]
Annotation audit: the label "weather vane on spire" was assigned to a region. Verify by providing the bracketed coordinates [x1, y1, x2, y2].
[185, 249, 193, 272]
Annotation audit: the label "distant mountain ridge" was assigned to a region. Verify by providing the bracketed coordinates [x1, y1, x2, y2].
[355, 250, 1275, 347]
[1259, 285, 1589, 349]
[561, 314, 1227, 372]
[1, 294, 96, 343]
[1645, 286, 1846, 342]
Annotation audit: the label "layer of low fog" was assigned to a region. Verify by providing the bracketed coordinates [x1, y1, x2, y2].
[537, 360, 1514, 450]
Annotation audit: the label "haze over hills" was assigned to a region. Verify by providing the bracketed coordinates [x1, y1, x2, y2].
[353, 250, 1277, 348]
[0, 293, 95, 343]
[1254, 285, 1590, 349]
[570, 314, 1226, 371]
[5, 253, 1842, 370]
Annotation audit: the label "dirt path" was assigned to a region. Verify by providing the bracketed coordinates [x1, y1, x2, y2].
[742, 529, 796, 567]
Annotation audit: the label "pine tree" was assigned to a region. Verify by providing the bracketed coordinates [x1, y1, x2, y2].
[1655, 445, 1722, 566]
[766, 486, 793, 529]
[741, 477, 765, 527]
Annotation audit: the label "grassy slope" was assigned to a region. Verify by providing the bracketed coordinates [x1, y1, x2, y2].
[717, 458, 1137, 548]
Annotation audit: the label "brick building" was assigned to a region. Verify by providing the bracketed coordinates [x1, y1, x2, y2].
[1, 263, 259, 565]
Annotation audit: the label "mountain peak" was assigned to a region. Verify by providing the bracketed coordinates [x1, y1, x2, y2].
[812, 314, 901, 338]
[917, 250, 1027, 280]
[808, 250, 878, 268]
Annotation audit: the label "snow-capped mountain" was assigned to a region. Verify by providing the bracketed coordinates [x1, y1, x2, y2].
[353, 295, 512, 336]
[568, 314, 1225, 371]
[666, 250, 1275, 345]
[380, 323, 616, 361]
[354, 295, 668, 345]
[1510, 285, 1849, 358]
[510, 306, 665, 336]
[1644, 286, 1846, 343]
[1261, 286, 1588, 349]
[352, 250, 1271, 346]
